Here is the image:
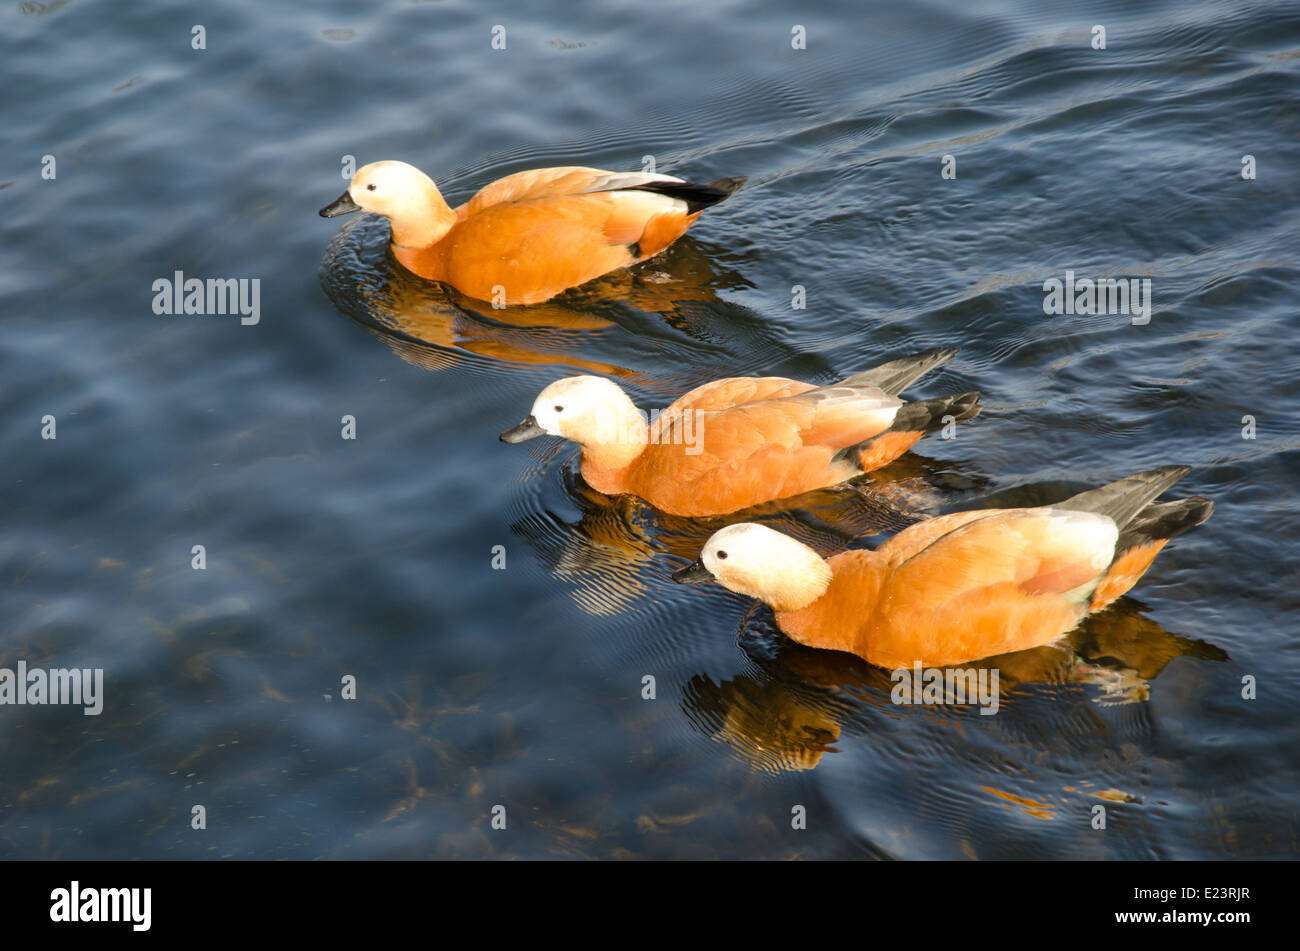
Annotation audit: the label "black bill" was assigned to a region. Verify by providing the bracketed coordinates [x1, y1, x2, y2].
[319, 190, 361, 218]
[671, 559, 714, 584]
[500, 415, 546, 443]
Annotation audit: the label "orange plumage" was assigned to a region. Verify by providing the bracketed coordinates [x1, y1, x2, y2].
[501, 348, 981, 517]
[320, 161, 744, 305]
[675, 467, 1213, 667]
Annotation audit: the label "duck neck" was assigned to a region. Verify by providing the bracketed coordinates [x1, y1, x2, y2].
[775, 552, 882, 655]
[387, 175, 457, 250]
[577, 399, 649, 492]
[764, 550, 834, 613]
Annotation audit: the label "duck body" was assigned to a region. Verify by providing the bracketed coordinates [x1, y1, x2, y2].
[501, 348, 981, 517]
[777, 507, 1115, 667]
[675, 467, 1213, 667]
[321, 161, 744, 305]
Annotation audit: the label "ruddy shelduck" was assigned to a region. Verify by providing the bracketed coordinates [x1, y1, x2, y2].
[672, 466, 1213, 667]
[500, 348, 981, 517]
[320, 160, 744, 305]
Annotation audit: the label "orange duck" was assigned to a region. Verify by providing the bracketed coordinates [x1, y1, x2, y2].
[500, 348, 981, 517]
[320, 160, 744, 305]
[672, 466, 1213, 667]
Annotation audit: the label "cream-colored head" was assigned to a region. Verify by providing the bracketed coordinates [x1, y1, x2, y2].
[500, 376, 647, 452]
[674, 523, 833, 613]
[346, 162, 439, 217]
[319, 161, 454, 247]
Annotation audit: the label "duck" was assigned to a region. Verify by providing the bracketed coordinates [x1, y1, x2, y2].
[671, 466, 1213, 667]
[500, 347, 981, 517]
[319, 160, 745, 305]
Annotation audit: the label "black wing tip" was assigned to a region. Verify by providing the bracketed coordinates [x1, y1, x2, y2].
[1184, 496, 1215, 526]
[1118, 495, 1215, 550]
[950, 390, 981, 418]
[944, 391, 983, 426]
[831, 391, 980, 470]
[705, 176, 747, 195]
[900, 391, 982, 430]
[626, 176, 746, 213]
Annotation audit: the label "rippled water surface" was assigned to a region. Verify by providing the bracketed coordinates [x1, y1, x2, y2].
[4, 0, 1299, 859]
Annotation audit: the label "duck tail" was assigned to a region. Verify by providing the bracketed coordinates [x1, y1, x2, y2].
[1117, 496, 1215, 551]
[1055, 466, 1192, 531]
[1088, 495, 1213, 611]
[888, 391, 982, 433]
[626, 176, 746, 213]
[836, 347, 959, 397]
[833, 391, 981, 473]
[1054, 467, 1209, 612]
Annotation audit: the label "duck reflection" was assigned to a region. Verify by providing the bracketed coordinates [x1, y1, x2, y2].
[319, 213, 754, 377]
[513, 460, 1225, 772]
[674, 474, 1230, 773]
[682, 597, 1226, 774]
[508, 448, 955, 617]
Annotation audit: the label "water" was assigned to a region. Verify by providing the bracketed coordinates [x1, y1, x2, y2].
[3, 0, 1299, 859]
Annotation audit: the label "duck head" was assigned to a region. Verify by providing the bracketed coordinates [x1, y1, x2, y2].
[673, 522, 833, 613]
[501, 376, 648, 458]
[320, 161, 455, 247]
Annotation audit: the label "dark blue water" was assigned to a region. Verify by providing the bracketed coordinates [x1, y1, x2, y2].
[4, 0, 1298, 858]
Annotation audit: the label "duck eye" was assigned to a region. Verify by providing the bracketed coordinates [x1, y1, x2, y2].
[366, 183, 377, 192]
[716, 550, 728, 560]
[554, 405, 564, 413]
